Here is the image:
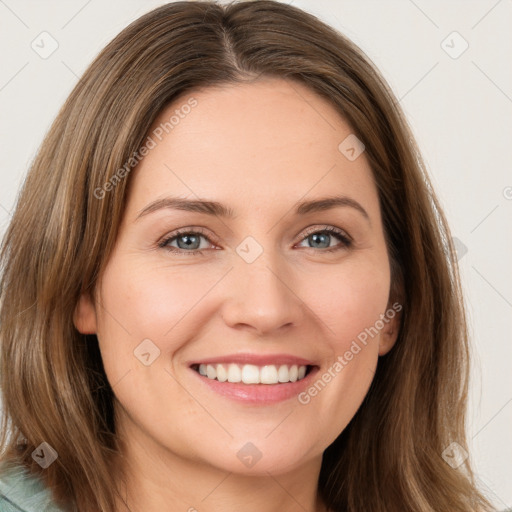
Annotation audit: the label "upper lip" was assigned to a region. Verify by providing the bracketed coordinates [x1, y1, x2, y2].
[188, 353, 316, 367]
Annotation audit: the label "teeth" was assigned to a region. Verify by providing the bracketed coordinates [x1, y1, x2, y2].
[206, 364, 216, 380]
[260, 365, 278, 384]
[227, 363, 242, 383]
[242, 364, 260, 384]
[216, 364, 228, 382]
[196, 363, 309, 384]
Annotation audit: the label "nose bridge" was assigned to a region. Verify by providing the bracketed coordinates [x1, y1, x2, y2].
[221, 237, 302, 334]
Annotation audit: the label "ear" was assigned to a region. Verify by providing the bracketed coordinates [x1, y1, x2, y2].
[73, 292, 98, 334]
[378, 301, 402, 356]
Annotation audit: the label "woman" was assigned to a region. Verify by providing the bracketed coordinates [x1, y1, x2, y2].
[0, 1, 497, 511]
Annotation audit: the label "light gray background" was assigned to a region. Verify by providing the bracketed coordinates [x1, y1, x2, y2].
[0, 0, 511, 509]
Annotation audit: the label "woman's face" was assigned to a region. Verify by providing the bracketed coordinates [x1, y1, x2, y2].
[75, 77, 399, 476]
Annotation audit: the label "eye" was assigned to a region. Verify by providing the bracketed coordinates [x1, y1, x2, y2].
[296, 225, 352, 253]
[158, 225, 352, 256]
[158, 227, 216, 256]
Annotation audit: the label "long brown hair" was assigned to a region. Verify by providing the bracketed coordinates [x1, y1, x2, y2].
[0, 1, 496, 510]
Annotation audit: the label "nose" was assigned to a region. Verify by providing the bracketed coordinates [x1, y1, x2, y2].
[220, 249, 304, 336]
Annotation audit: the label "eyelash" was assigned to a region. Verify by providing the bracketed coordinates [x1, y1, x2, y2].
[157, 225, 352, 256]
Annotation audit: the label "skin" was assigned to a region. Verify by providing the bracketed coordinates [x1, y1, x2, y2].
[74, 77, 400, 512]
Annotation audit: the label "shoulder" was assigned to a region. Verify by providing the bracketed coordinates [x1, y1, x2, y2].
[0, 461, 65, 512]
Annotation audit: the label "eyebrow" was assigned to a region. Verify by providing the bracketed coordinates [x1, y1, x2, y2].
[135, 195, 370, 222]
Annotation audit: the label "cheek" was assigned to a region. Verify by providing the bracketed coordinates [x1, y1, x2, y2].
[97, 258, 205, 340]
[288, 257, 391, 452]
[302, 263, 389, 407]
[308, 257, 391, 352]
[93, 260, 208, 425]
[93, 256, 211, 390]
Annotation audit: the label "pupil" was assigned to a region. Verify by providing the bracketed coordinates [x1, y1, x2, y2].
[311, 233, 329, 249]
[178, 234, 199, 250]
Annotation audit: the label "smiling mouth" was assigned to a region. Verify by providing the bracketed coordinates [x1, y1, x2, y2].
[191, 363, 315, 385]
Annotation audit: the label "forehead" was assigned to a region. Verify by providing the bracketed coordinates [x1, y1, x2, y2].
[127, 77, 379, 219]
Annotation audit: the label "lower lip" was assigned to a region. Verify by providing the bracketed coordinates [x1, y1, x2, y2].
[190, 366, 320, 405]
